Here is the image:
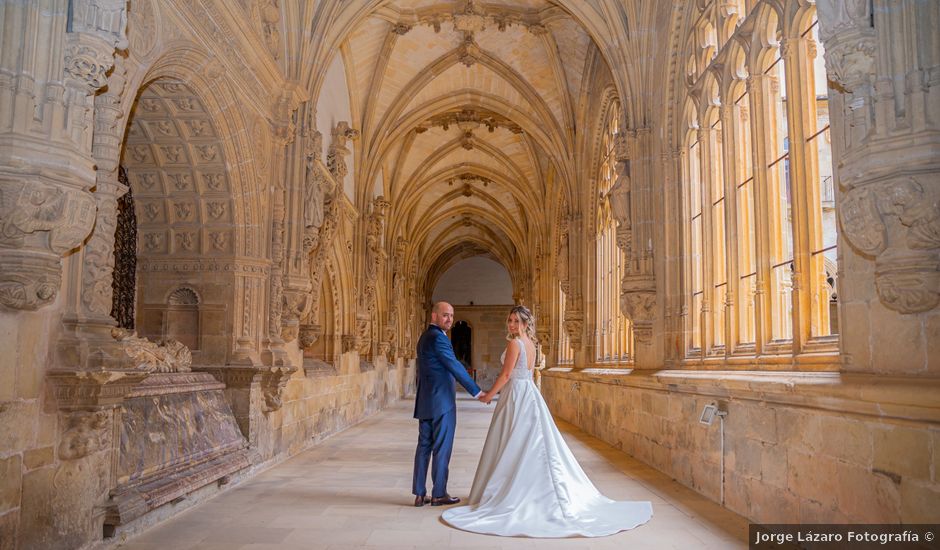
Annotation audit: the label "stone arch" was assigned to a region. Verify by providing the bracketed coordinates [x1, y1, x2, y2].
[121, 72, 250, 364]
[748, 3, 784, 75]
[722, 39, 750, 101]
[587, 86, 620, 232]
[121, 43, 268, 260]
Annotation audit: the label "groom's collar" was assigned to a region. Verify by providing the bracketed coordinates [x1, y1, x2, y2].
[429, 323, 445, 333]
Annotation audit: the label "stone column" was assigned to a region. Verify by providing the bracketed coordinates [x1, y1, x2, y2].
[0, 0, 126, 312]
[280, 100, 315, 347]
[610, 128, 660, 368]
[781, 34, 826, 351]
[745, 74, 778, 355]
[818, 0, 940, 375]
[57, 55, 132, 371]
[261, 83, 305, 367]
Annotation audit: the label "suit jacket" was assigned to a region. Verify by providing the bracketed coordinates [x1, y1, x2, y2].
[413, 324, 482, 420]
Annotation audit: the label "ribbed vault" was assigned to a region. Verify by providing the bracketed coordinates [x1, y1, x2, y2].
[325, 0, 617, 303]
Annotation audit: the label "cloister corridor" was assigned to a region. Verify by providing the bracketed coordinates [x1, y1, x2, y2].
[112, 396, 747, 550]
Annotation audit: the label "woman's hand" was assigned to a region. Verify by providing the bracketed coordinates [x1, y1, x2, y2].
[482, 391, 495, 404]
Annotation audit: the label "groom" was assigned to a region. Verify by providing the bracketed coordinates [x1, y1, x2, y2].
[412, 301, 485, 507]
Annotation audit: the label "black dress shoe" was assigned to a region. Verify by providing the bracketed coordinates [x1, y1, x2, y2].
[414, 495, 431, 507]
[430, 495, 460, 506]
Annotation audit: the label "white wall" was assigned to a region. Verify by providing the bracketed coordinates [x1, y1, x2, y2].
[315, 53, 354, 200]
[432, 257, 513, 305]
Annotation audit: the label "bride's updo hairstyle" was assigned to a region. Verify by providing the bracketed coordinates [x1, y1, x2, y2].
[506, 305, 537, 342]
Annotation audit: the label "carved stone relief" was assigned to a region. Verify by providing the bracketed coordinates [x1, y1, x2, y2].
[59, 411, 111, 461]
[111, 328, 193, 373]
[840, 176, 940, 313]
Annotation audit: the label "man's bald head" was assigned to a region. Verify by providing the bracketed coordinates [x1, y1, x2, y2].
[431, 301, 455, 331]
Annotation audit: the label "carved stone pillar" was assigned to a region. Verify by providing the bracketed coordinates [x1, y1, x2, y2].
[357, 195, 388, 359]
[56, 54, 134, 372]
[818, 0, 940, 374]
[0, 0, 126, 311]
[262, 83, 305, 366]
[610, 128, 659, 367]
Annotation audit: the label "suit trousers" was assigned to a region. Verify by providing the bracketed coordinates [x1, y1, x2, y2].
[412, 407, 456, 498]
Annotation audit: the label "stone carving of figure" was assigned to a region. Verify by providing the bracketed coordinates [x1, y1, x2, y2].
[302, 125, 325, 229]
[303, 170, 324, 229]
[608, 159, 632, 230]
[556, 215, 570, 291]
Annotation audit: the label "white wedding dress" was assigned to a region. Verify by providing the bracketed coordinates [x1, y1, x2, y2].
[441, 338, 653, 537]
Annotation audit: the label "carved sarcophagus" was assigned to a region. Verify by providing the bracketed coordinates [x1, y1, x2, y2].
[105, 372, 249, 527]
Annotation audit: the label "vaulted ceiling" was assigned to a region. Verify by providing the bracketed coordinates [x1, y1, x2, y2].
[331, 0, 617, 297]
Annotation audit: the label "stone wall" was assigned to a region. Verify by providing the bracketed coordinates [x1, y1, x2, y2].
[267, 356, 415, 460]
[542, 370, 940, 524]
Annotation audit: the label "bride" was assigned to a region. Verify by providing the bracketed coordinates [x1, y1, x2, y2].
[441, 305, 653, 538]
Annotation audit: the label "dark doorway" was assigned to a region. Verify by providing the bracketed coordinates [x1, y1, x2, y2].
[451, 320, 473, 379]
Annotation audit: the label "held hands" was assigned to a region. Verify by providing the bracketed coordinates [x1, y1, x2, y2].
[477, 391, 494, 405]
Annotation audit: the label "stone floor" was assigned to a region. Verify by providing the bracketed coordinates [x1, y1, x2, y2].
[114, 395, 749, 550]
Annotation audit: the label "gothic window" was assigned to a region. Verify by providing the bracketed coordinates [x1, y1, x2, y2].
[594, 103, 631, 363]
[803, 17, 838, 338]
[766, 20, 794, 342]
[687, 107, 704, 352]
[732, 50, 756, 346]
[557, 284, 573, 365]
[681, 2, 839, 361]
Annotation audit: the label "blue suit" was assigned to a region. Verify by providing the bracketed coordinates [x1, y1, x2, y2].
[412, 324, 481, 498]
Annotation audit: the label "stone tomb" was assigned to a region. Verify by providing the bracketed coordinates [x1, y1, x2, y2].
[104, 371, 249, 531]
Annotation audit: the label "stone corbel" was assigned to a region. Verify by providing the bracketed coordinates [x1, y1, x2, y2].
[563, 307, 583, 348]
[0, 182, 98, 310]
[356, 314, 373, 356]
[199, 365, 296, 413]
[260, 366, 296, 412]
[839, 177, 940, 313]
[816, 0, 877, 93]
[299, 323, 322, 349]
[342, 334, 358, 354]
[620, 275, 657, 344]
[377, 341, 391, 358]
[535, 328, 552, 361]
[280, 285, 311, 343]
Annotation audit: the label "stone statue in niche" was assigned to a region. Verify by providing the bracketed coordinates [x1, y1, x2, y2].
[303, 127, 326, 229]
[607, 158, 632, 231]
[556, 214, 570, 292]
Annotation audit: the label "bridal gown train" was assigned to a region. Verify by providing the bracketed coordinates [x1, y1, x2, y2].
[441, 339, 653, 537]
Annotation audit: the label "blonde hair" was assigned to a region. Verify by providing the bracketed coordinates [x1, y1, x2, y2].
[506, 305, 537, 342]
